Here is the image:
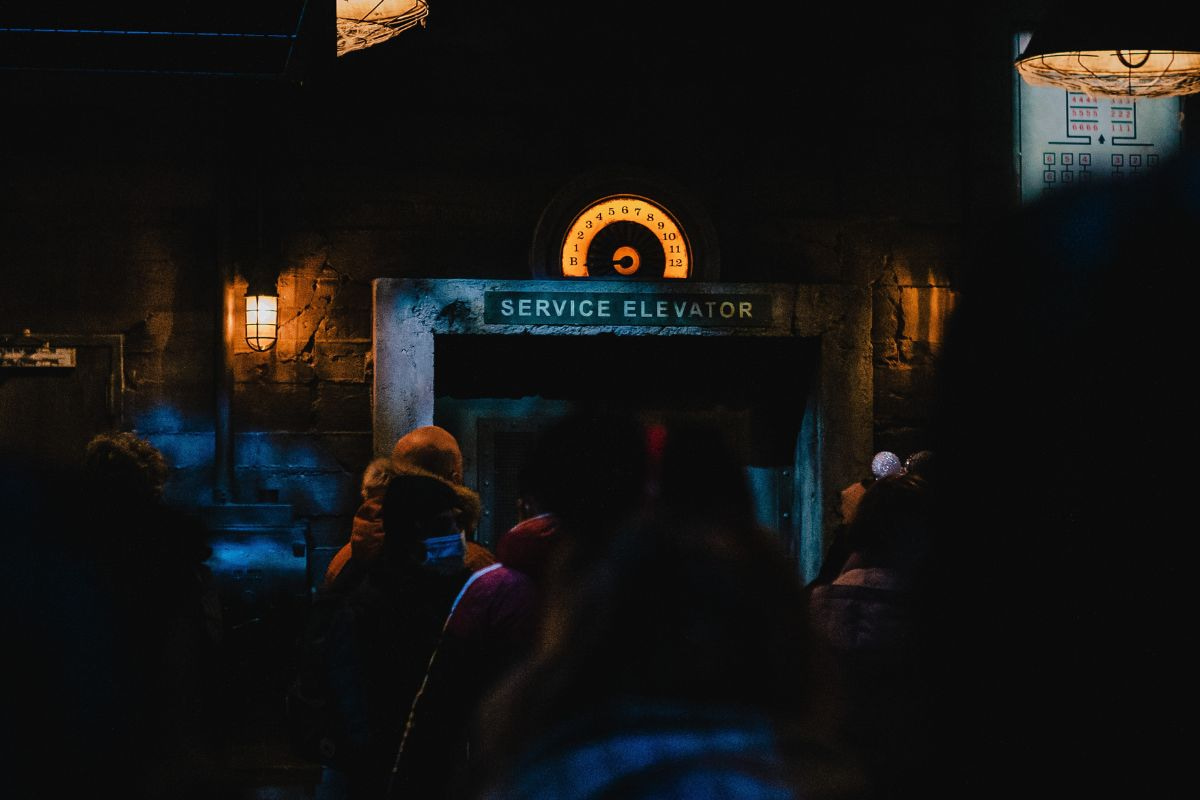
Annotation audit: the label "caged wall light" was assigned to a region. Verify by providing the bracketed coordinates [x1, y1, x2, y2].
[245, 288, 279, 352]
[242, 174, 282, 353]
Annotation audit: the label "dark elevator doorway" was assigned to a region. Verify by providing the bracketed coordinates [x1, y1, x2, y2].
[433, 334, 817, 559]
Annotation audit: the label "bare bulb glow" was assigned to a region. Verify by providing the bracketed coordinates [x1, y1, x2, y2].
[245, 294, 278, 352]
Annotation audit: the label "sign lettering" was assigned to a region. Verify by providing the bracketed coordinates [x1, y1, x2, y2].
[484, 292, 773, 327]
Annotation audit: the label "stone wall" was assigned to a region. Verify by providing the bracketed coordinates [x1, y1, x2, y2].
[1, 5, 1066, 564]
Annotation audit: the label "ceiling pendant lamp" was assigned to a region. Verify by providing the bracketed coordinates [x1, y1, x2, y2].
[337, 0, 430, 57]
[1015, 13, 1200, 98]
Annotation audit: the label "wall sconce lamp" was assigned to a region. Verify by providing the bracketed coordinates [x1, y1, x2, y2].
[243, 177, 281, 352]
[1015, 14, 1200, 98]
[245, 280, 278, 352]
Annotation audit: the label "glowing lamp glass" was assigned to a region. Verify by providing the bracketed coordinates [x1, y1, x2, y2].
[1016, 49, 1200, 98]
[337, 0, 429, 57]
[245, 294, 278, 352]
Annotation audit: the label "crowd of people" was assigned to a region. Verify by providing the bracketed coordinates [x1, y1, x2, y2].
[283, 415, 944, 800]
[2, 412, 939, 800]
[281, 150, 1196, 799]
[7, 148, 1192, 798]
[5, 432, 225, 799]
[0, 405, 1125, 799]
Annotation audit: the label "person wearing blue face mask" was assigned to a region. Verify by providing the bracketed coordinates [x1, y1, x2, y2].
[316, 473, 475, 800]
[322, 425, 494, 595]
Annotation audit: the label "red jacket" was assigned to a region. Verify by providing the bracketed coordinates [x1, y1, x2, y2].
[389, 514, 562, 798]
[495, 513, 560, 585]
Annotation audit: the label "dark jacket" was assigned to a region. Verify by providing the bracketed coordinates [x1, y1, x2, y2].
[389, 514, 561, 799]
[324, 556, 470, 800]
[806, 567, 932, 798]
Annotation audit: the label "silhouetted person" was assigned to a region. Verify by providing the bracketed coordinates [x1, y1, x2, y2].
[320, 472, 474, 799]
[806, 472, 937, 798]
[4, 457, 132, 798]
[290, 436, 492, 785]
[323, 425, 494, 594]
[813, 450, 936, 587]
[472, 420, 858, 799]
[62, 432, 223, 799]
[925, 149, 1200, 796]
[388, 421, 590, 799]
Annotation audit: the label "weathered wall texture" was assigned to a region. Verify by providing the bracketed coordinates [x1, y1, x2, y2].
[2, 5, 1097, 557]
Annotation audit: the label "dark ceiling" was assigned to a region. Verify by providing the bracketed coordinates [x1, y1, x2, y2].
[0, 1, 321, 77]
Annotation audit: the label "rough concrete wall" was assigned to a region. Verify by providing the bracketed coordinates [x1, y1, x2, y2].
[870, 236, 960, 460]
[222, 251, 376, 566]
[0, 130, 375, 561]
[1, 5, 1041, 554]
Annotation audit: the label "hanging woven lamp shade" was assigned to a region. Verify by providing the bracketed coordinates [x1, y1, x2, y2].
[1016, 16, 1200, 98]
[337, 0, 429, 57]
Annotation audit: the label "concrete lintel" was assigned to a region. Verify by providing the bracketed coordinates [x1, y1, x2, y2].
[373, 278, 872, 580]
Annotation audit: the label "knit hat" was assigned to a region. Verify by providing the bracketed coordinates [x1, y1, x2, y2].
[389, 425, 480, 533]
[391, 425, 463, 484]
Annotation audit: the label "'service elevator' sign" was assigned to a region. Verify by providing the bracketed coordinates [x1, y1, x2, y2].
[484, 291, 773, 327]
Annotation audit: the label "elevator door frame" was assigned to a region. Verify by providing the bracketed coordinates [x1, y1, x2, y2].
[373, 278, 872, 583]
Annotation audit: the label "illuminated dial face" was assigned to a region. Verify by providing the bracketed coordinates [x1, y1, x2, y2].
[559, 194, 691, 279]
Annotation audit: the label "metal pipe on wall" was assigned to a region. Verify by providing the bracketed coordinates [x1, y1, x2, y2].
[214, 163, 236, 504]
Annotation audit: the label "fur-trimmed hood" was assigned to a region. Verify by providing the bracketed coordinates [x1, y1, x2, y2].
[322, 426, 491, 590]
[348, 464, 482, 564]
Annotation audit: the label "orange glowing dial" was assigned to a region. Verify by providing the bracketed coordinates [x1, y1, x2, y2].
[559, 195, 691, 279]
